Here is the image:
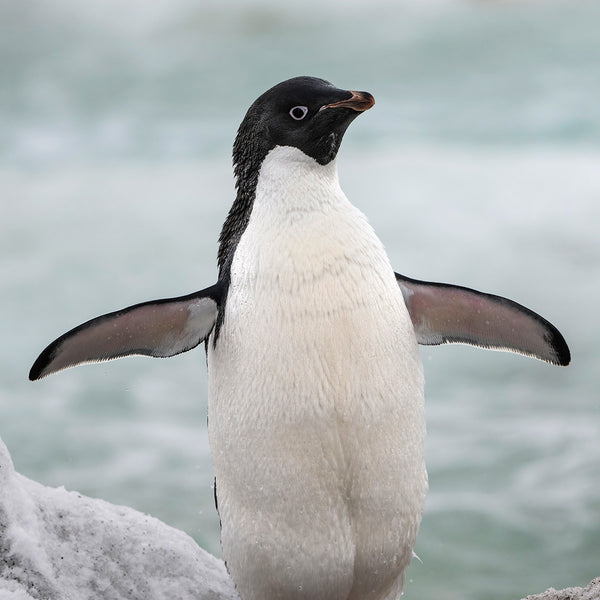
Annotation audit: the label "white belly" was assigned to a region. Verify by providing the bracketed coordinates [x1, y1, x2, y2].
[207, 147, 427, 600]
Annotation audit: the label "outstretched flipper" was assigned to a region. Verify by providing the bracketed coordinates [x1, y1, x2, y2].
[29, 285, 221, 380]
[396, 273, 570, 366]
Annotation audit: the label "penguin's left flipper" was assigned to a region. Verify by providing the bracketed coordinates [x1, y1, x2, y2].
[395, 273, 570, 366]
[29, 285, 220, 380]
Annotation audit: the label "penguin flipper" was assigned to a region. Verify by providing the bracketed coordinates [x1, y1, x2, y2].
[395, 273, 570, 366]
[29, 285, 220, 380]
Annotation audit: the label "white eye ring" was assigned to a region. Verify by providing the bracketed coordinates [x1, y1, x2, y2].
[289, 106, 308, 121]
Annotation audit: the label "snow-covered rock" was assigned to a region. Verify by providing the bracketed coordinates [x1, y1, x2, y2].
[522, 578, 600, 600]
[0, 436, 239, 600]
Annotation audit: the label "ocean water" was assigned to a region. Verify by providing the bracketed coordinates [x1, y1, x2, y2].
[1, 1, 599, 598]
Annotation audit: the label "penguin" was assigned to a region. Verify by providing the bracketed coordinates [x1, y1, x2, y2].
[29, 76, 570, 600]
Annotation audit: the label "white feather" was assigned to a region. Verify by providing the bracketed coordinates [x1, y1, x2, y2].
[207, 146, 427, 600]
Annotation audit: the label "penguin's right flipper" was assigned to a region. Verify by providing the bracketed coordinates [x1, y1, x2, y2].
[29, 285, 221, 380]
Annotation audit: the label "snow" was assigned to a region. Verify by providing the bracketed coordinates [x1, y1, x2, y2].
[0, 436, 239, 600]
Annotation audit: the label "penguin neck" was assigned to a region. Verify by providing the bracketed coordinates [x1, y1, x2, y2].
[217, 145, 340, 279]
[255, 146, 340, 214]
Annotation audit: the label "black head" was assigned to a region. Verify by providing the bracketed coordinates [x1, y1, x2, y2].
[217, 76, 374, 281]
[233, 76, 374, 177]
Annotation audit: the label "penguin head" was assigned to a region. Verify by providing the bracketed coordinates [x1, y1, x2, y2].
[233, 76, 375, 175]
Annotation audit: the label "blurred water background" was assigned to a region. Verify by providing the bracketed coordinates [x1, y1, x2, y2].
[1, 0, 599, 598]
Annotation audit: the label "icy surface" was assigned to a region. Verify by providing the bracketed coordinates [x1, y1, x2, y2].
[0, 436, 238, 600]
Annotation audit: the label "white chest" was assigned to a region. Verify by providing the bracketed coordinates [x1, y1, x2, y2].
[211, 147, 420, 419]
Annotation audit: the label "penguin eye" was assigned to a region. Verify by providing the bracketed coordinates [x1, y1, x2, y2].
[289, 106, 309, 121]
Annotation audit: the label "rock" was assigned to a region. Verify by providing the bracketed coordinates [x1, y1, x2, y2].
[0, 436, 239, 600]
[522, 578, 600, 600]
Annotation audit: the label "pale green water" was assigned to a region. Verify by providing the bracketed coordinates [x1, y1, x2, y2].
[1, 1, 599, 598]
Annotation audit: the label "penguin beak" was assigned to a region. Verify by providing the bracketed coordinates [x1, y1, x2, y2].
[320, 90, 375, 113]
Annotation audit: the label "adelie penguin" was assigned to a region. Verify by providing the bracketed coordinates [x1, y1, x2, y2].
[30, 76, 570, 600]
